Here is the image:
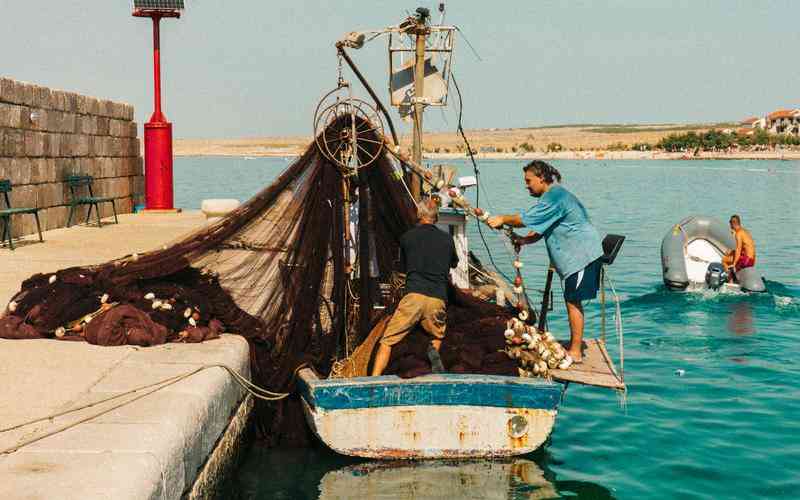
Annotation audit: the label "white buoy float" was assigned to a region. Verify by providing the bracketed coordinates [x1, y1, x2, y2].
[201, 199, 241, 223]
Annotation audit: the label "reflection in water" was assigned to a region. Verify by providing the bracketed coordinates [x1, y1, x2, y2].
[231, 446, 615, 499]
[318, 458, 558, 499]
[727, 302, 754, 336]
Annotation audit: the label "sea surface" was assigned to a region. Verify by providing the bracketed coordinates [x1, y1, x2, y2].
[174, 156, 800, 499]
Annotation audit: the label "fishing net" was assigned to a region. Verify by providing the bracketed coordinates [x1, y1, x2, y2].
[0, 115, 519, 446]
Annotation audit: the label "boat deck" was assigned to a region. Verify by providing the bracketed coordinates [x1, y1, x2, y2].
[550, 339, 625, 390]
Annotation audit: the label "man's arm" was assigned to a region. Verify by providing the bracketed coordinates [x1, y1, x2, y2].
[512, 230, 543, 249]
[487, 213, 524, 229]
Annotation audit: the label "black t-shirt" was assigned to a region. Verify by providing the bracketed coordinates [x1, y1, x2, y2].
[400, 224, 459, 302]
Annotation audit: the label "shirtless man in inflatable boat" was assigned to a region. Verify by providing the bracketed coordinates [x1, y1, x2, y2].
[722, 215, 756, 283]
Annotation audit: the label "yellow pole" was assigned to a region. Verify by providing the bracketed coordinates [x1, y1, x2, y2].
[411, 21, 428, 201]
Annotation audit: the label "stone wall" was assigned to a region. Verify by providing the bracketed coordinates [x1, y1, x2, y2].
[0, 77, 143, 238]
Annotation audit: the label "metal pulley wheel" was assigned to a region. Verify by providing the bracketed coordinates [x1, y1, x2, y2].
[313, 86, 385, 172]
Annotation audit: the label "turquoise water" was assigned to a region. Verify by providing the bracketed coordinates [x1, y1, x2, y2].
[175, 157, 800, 499]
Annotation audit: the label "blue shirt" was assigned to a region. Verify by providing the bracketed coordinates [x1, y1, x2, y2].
[520, 185, 603, 279]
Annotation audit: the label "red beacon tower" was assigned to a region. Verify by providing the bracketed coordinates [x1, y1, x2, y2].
[132, 0, 184, 211]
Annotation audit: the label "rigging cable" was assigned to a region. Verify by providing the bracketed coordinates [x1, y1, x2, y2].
[451, 72, 514, 284]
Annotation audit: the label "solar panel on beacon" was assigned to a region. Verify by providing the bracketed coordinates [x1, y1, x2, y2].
[133, 0, 185, 10]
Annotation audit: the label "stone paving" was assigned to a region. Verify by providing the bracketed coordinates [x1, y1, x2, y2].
[0, 212, 252, 499]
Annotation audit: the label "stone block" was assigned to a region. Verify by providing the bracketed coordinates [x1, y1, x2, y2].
[109, 119, 125, 137]
[42, 205, 69, 231]
[118, 196, 133, 213]
[23, 130, 45, 157]
[29, 158, 48, 184]
[79, 114, 95, 135]
[55, 133, 70, 157]
[55, 157, 80, 179]
[45, 132, 59, 157]
[40, 182, 65, 208]
[50, 89, 65, 111]
[124, 104, 134, 121]
[97, 116, 110, 136]
[3, 128, 25, 156]
[44, 158, 58, 182]
[128, 137, 140, 157]
[108, 101, 122, 120]
[88, 97, 100, 116]
[106, 157, 120, 178]
[7, 158, 32, 185]
[47, 109, 66, 133]
[29, 107, 47, 131]
[75, 134, 89, 157]
[0, 102, 23, 128]
[94, 158, 108, 178]
[135, 156, 144, 175]
[19, 81, 35, 107]
[97, 99, 109, 117]
[61, 111, 76, 134]
[0, 78, 22, 104]
[33, 86, 51, 109]
[0, 450, 165, 500]
[0, 158, 9, 181]
[76, 94, 89, 114]
[65, 92, 78, 112]
[10, 184, 37, 210]
[119, 157, 133, 177]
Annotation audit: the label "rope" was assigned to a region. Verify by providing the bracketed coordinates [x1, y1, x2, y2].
[603, 268, 625, 385]
[0, 363, 290, 455]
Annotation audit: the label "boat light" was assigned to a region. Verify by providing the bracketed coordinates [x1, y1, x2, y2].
[507, 415, 529, 439]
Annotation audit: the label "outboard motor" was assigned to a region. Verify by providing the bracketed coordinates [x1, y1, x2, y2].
[705, 262, 728, 290]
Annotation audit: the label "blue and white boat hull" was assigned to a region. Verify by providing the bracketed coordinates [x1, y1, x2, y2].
[298, 370, 563, 459]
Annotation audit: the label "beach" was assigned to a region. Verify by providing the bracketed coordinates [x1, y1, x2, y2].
[174, 124, 800, 160]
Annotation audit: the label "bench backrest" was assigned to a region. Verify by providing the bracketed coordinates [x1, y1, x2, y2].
[66, 175, 96, 198]
[0, 179, 11, 209]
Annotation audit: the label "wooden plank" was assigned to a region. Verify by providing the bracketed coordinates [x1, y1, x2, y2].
[549, 339, 625, 390]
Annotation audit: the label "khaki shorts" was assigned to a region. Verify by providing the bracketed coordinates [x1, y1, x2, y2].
[380, 293, 447, 347]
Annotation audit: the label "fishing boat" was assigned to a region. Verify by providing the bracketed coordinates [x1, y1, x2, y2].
[297, 203, 626, 458]
[298, 335, 622, 459]
[296, 6, 627, 460]
[661, 215, 765, 292]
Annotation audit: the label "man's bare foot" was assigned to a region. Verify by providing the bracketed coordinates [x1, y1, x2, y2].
[567, 349, 582, 363]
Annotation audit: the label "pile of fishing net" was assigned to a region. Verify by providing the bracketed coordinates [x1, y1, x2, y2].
[0, 114, 525, 446]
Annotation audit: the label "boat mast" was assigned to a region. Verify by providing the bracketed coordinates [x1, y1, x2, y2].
[410, 8, 430, 201]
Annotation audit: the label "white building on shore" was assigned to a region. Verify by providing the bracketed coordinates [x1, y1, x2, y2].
[765, 109, 800, 135]
[740, 116, 766, 129]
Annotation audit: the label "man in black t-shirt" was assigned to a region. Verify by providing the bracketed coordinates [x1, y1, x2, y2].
[371, 198, 459, 376]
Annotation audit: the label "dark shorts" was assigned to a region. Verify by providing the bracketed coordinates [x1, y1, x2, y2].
[564, 258, 602, 303]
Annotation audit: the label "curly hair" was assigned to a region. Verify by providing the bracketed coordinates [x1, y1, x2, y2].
[522, 160, 562, 184]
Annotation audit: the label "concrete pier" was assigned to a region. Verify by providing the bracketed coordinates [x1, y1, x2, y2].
[0, 213, 253, 499]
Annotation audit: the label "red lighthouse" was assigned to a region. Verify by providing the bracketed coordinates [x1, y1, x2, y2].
[132, 0, 184, 211]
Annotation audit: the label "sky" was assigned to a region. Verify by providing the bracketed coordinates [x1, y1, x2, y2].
[1, 1, 798, 139]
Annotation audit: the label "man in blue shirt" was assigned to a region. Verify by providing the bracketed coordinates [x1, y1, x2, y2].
[488, 160, 603, 363]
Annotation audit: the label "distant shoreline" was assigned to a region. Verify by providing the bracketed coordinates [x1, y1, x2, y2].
[174, 149, 800, 161]
[174, 122, 800, 161]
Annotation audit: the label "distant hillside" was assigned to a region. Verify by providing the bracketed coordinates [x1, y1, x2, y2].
[174, 122, 738, 156]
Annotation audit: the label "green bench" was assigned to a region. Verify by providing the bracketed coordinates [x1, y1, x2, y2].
[66, 175, 119, 228]
[0, 179, 43, 250]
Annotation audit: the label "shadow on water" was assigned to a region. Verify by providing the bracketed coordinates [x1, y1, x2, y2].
[230, 444, 615, 500]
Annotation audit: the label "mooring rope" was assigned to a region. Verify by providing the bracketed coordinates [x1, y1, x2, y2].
[0, 363, 290, 455]
[603, 268, 625, 385]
